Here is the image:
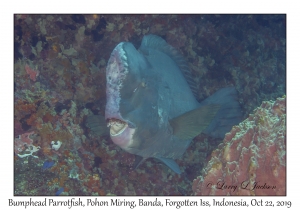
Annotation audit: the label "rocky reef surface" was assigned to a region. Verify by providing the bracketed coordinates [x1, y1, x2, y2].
[193, 96, 286, 195]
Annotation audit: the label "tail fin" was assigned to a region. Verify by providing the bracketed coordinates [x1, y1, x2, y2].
[200, 87, 242, 138]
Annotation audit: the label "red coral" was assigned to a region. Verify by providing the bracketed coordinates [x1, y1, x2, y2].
[25, 64, 39, 81]
[192, 97, 286, 195]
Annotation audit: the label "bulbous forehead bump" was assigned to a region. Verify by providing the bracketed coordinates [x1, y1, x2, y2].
[105, 42, 129, 121]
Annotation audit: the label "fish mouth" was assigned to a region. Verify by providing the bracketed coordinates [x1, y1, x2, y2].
[107, 118, 128, 136]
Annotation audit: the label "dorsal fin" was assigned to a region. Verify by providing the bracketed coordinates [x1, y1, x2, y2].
[139, 34, 199, 100]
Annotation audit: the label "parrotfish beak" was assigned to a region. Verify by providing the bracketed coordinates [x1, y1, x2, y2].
[107, 118, 136, 148]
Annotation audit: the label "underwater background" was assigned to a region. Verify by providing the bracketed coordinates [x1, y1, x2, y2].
[14, 14, 286, 195]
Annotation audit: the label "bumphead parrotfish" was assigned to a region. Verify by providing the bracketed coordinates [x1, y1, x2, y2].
[101, 35, 242, 174]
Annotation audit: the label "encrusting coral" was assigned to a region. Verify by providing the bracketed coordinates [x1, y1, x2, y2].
[193, 96, 286, 195]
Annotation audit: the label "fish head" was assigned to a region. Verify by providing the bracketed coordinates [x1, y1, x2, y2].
[105, 42, 166, 155]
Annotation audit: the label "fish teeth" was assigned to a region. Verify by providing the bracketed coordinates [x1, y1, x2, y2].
[107, 119, 128, 136]
[110, 123, 128, 136]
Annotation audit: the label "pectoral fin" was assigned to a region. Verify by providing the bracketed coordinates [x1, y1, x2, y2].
[86, 114, 109, 136]
[170, 105, 220, 141]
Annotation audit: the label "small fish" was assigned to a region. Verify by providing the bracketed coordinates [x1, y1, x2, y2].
[42, 160, 55, 170]
[102, 35, 242, 174]
[55, 187, 64, 196]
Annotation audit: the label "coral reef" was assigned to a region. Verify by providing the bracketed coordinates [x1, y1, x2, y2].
[14, 131, 40, 158]
[192, 96, 286, 195]
[25, 64, 39, 81]
[14, 14, 285, 195]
